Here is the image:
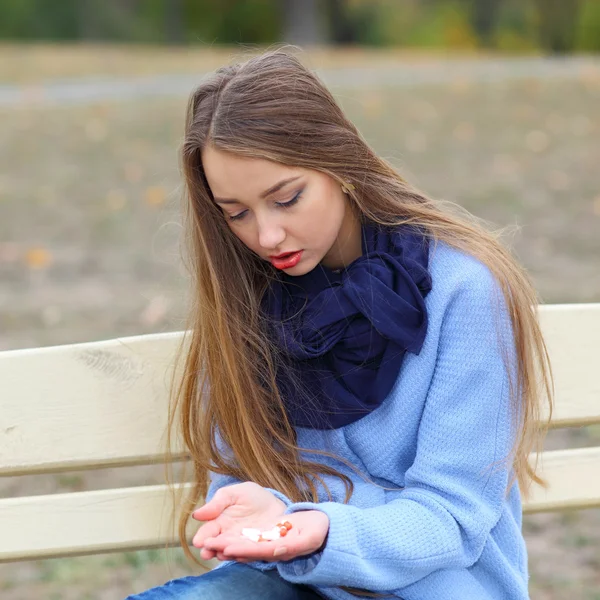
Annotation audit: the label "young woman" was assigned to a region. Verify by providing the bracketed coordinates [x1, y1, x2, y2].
[128, 48, 553, 600]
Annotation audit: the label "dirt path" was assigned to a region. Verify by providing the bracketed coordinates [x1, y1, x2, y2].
[1, 55, 598, 107]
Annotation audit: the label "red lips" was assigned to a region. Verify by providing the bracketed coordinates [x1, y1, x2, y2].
[269, 251, 300, 259]
[269, 250, 304, 270]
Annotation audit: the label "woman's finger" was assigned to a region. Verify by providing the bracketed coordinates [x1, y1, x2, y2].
[222, 523, 318, 562]
[202, 532, 241, 552]
[204, 524, 312, 562]
[199, 547, 216, 560]
[215, 551, 251, 563]
[221, 541, 279, 561]
[222, 533, 308, 562]
[191, 487, 235, 522]
[192, 519, 222, 548]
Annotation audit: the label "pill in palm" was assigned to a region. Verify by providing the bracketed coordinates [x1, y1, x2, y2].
[260, 527, 281, 541]
[241, 521, 293, 542]
[241, 528, 262, 542]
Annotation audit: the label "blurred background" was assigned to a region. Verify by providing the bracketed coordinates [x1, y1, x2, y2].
[0, 0, 600, 51]
[1, 1, 599, 598]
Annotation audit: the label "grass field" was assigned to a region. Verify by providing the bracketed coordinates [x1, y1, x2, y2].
[1, 47, 599, 599]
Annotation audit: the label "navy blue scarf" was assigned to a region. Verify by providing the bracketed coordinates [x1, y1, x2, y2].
[262, 221, 432, 429]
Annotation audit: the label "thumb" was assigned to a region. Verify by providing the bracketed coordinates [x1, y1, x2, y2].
[192, 488, 235, 521]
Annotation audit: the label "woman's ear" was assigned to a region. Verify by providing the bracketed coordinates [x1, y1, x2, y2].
[341, 182, 355, 195]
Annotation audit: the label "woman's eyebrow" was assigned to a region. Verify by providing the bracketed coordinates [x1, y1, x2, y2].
[214, 176, 302, 205]
[260, 176, 302, 198]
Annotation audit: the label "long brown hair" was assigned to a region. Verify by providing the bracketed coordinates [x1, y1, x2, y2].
[164, 47, 553, 597]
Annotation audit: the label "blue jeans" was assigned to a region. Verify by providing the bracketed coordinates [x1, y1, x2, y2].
[125, 562, 326, 599]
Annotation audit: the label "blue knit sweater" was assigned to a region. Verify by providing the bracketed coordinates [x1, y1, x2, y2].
[207, 241, 529, 600]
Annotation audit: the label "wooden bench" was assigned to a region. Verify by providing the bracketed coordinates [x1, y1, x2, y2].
[1, 303, 599, 564]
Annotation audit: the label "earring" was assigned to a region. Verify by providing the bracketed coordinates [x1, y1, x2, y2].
[341, 182, 355, 195]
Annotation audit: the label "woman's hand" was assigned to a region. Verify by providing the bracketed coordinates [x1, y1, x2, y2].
[192, 481, 286, 561]
[191, 481, 329, 563]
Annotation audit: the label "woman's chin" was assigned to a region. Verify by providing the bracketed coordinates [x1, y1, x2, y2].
[283, 257, 319, 276]
[282, 262, 312, 276]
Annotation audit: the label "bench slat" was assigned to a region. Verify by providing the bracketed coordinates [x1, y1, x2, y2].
[537, 304, 600, 427]
[0, 483, 196, 562]
[0, 304, 598, 476]
[524, 446, 600, 513]
[1, 447, 598, 562]
[0, 332, 188, 476]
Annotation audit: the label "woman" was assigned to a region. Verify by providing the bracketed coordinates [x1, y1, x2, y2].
[129, 48, 552, 600]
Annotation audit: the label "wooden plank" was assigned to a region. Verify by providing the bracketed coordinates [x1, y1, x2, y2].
[537, 304, 600, 427]
[0, 332, 189, 476]
[0, 483, 197, 563]
[1, 446, 599, 562]
[524, 447, 600, 513]
[0, 304, 599, 476]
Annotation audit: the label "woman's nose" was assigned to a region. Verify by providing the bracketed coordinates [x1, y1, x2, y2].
[257, 218, 286, 251]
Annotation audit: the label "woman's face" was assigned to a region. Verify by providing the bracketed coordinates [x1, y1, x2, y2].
[201, 146, 361, 275]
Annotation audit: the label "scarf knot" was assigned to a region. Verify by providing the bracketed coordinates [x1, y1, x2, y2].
[262, 222, 432, 429]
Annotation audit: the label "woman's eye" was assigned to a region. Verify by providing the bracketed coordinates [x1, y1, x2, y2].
[228, 210, 247, 222]
[227, 191, 302, 222]
[277, 191, 302, 209]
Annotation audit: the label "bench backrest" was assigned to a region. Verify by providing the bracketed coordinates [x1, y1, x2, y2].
[1, 304, 599, 562]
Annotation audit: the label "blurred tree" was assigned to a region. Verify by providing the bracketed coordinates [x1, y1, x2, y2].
[0, 0, 595, 52]
[0, 0, 79, 40]
[192, 0, 280, 45]
[534, 0, 583, 53]
[165, 0, 184, 44]
[324, 0, 358, 43]
[282, 0, 324, 44]
[577, 0, 600, 51]
[77, 0, 139, 41]
[77, 0, 101, 40]
[467, 0, 504, 47]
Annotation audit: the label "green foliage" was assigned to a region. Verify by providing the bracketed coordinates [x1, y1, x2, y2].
[348, 0, 477, 49]
[182, 0, 280, 45]
[0, 0, 281, 44]
[333, 1, 383, 46]
[494, 0, 539, 52]
[577, 0, 600, 51]
[0, 0, 597, 52]
[0, 0, 80, 40]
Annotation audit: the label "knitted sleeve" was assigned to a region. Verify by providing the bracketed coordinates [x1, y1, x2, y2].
[274, 268, 519, 592]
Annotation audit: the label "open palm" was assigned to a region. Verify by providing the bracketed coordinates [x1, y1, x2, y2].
[192, 481, 287, 561]
[191, 481, 329, 563]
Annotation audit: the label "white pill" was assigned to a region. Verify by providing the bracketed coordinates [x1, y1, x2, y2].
[260, 528, 281, 541]
[241, 528, 262, 542]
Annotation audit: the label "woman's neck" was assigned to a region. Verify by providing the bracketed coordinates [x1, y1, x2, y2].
[320, 209, 363, 271]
